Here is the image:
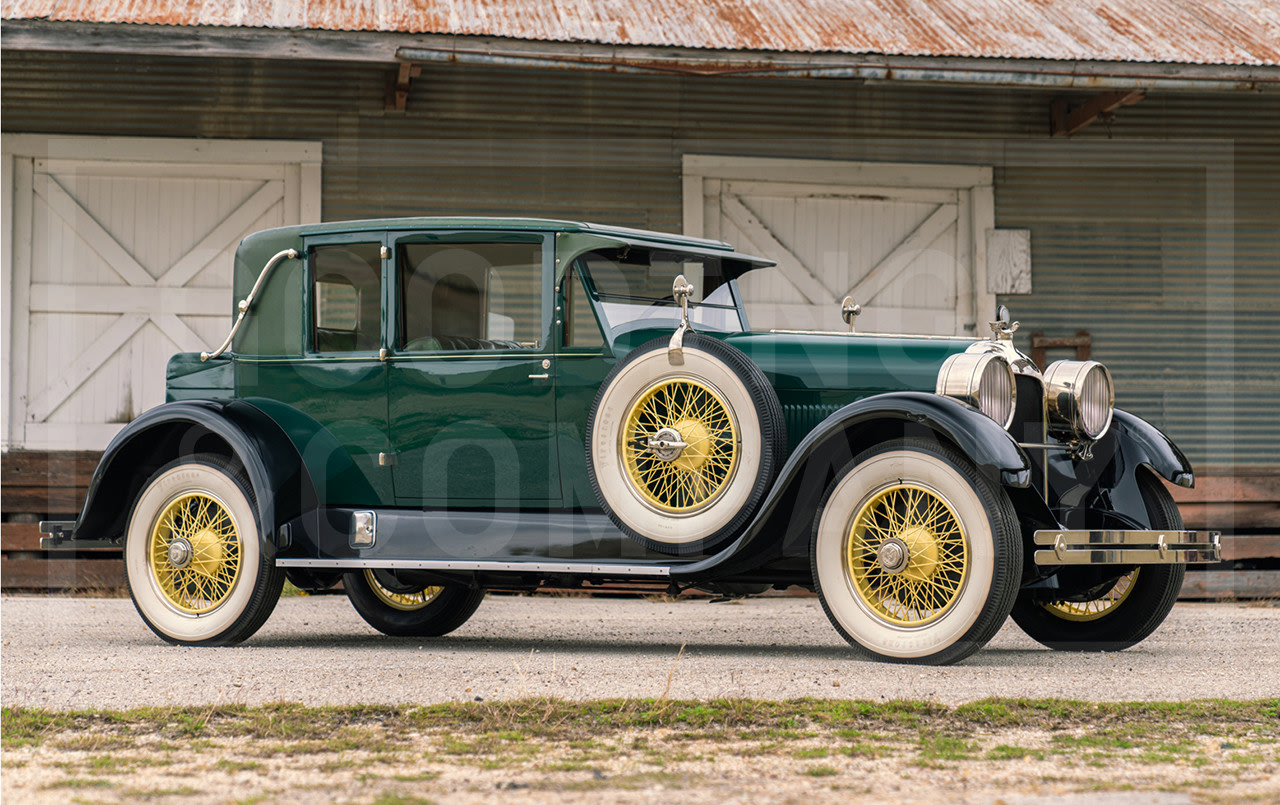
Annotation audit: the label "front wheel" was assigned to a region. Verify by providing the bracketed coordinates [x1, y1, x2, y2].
[1010, 468, 1186, 651]
[810, 438, 1022, 665]
[343, 570, 485, 637]
[124, 454, 284, 646]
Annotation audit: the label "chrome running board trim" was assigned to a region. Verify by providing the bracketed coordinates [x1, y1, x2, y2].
[276, 558, 673, 576]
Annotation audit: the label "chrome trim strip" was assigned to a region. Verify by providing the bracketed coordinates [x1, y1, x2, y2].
[275, 558, 673, 576]
[769, 329, 977, 341]
[1032, 529, 1221, 565]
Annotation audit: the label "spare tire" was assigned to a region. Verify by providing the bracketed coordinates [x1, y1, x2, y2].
[587, 333, 787, 556]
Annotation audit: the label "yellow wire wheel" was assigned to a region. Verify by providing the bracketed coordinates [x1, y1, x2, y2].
[1041, 569, 1139, 622]
[845, 483, 970, 627]
[620, 377, 740, 513]
[364, 570, 444, 612]
[147, 491, 242, 614]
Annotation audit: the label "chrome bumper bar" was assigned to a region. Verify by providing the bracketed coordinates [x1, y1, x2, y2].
[1033, 530, 1221, 566]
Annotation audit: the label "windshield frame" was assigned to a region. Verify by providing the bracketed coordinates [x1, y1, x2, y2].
[572, 248, 752, 341]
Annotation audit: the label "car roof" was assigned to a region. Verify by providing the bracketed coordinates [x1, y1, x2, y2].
[276, 216, 739, 252]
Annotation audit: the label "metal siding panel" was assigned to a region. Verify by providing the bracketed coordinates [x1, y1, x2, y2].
[2, 51, 1275, 467]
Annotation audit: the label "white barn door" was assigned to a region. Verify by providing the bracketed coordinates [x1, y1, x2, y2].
[683, 156, 995, 336]
[2, 136, 321, 451]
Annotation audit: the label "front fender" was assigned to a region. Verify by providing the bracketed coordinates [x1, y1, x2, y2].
[1046, 409, 1194, 531]
[72, 400, 320, 556]
[672, 392, 1033, 581]
[1108, 410, 1194, 488]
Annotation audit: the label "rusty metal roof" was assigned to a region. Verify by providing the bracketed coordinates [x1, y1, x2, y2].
[4, 0, 1278, 67]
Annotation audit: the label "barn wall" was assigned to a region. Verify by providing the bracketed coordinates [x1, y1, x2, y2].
[3, 50, 1277, 469]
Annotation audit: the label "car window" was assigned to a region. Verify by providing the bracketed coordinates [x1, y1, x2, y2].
[398, 241, 542, 351]
[311, 242, 382, 353]
[578, 248, 744, 334]
[564, 265, 605, 348]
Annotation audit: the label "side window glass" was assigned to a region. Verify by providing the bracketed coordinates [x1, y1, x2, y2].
[311, 242, 383, 353]
[399, 241, 543, 351]
[565, 265, 605, 348]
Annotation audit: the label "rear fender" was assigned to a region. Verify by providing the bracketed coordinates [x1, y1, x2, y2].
[672, 392, 1035, 580]
[72, 400, 321, 557]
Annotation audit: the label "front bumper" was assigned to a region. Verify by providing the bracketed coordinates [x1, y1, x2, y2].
[1033, 530, 1221, 566]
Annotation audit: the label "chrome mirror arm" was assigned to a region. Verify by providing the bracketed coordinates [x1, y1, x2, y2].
[667, 274, 695, 364]
[201, 248, 298, 361]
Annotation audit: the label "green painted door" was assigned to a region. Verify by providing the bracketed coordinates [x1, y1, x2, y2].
[238, 235, 394, 505]
[385, 232, 561, 506]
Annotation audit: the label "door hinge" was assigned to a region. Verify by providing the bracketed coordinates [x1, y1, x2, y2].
[380, 245, 389, 259]
[378, 452, 396, 467]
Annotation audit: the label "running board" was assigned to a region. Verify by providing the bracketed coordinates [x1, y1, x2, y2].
[276, 558, 674, 576]
[1033, 529, 1221, 566]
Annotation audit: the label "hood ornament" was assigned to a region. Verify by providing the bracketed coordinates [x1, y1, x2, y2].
[841, 296, 862, 334]
[990, 304, 1019, 342]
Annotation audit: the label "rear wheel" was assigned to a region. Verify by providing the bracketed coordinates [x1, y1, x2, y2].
[1011, 468, 1186, 651]
[124, 454, 284, 646]
[343, 570, 485, 637]
[811, 438, 1022, 665]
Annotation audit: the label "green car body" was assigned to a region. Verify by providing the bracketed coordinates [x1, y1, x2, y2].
[49, 217, 1220, 662]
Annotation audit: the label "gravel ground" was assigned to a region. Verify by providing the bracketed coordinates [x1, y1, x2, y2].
[3, 595, 1278, 708]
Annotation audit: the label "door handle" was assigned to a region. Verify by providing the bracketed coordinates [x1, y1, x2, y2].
[528, 373, 550, 380]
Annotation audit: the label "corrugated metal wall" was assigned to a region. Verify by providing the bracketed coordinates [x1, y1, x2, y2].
[3, 50, 1276, 469]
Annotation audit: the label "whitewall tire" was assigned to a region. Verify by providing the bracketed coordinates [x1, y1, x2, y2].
[587, 334, 787, 555]
[811, 438, 1021, 665]
[124, 454, 284, 646]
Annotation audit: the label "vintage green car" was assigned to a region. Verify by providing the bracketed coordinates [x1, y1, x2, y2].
[43, 218, 1221, 664]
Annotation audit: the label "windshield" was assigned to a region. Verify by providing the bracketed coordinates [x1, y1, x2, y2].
[577, 248, 746, 334]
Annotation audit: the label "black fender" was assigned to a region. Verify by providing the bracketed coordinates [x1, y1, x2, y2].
[1046, 409, 1194, 532]
[71, 400, 322, 558]
[672, 391, 1034, 581]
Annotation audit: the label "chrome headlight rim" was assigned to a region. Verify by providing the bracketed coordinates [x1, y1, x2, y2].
[936, 352, 1017, 430]
[1043, 359, 1115, 441]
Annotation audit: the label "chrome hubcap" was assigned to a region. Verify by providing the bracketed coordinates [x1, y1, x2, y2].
[645, 426, 688, 462]
[167, 538, 193, 569]
[876, 537, 910, 575]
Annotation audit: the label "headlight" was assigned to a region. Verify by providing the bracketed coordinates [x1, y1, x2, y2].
[1043, 360, 1114, 440]
[936, 352, 1016, 429]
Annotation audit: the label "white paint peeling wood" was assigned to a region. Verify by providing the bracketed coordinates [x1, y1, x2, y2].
[687, 156, 990, 336]
[987, 228, 1032, 295]
[2, 134, 320, 451]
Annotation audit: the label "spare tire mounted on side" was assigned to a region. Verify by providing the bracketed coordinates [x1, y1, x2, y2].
[587, 333, 787, 556]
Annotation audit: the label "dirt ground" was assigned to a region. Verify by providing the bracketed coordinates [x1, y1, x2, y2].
[3, 700, 1277, 804]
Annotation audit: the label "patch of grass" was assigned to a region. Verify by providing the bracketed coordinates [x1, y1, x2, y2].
[919, 734, 978, 761]
[216, 758, 265, 773]
[793, 747, 830, 759]
[44, 777, 115, 790]
[370, 795, 434, 805]
[392, 771, 440, 782]
[122, 786, 200, 798]
[50, 733, 135, 752]
[804, 765, 839, 777]
[985, 744, 1044, 761]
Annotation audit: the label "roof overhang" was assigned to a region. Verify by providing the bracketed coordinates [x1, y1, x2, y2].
[4, 20, 1278, 93]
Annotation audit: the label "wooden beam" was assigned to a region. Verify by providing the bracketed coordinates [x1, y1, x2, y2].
[386, 63, 422, 112]
[1050, 90, 1146, 137]
[29, 284, 226, 315]
[722, 195, 835, 305]
[848, 203, 956, 303]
